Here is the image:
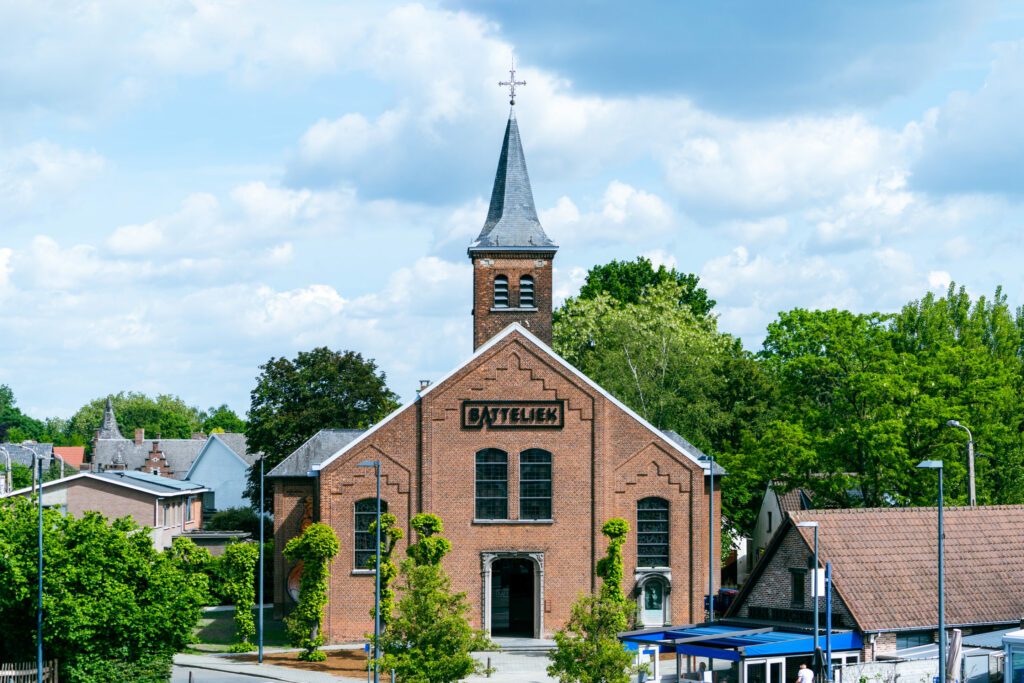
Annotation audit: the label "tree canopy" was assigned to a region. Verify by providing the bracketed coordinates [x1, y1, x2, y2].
[245, 347, 400, 507]
[0, 498, 209, 681]
[65, 392, 206, 443]
[568, 256, 716, 316]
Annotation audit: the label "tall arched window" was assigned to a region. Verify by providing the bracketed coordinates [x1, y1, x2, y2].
[637, 497, 669, 567]
[520, 448, 551, 519]
[476, 448, 508, 519]
[493, 276, 509, 308]
[519, 275, 535, 308]
[354, 498, 389, 570]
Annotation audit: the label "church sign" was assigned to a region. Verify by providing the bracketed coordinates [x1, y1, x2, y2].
[461, 400, 564, 429]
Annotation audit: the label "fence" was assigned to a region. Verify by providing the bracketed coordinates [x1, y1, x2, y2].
[0, 660, 58, 683]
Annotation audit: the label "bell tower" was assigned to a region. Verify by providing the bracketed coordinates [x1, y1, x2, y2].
[469, 105, 557, 350]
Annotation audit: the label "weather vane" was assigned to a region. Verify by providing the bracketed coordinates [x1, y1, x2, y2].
[499, 57, 526, 105]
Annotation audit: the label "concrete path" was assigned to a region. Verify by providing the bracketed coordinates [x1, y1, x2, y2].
[173, 653, 364, 683]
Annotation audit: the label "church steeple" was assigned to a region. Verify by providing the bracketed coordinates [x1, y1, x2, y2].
[469, 104, 557, 350]
[98, 396, 123, 440]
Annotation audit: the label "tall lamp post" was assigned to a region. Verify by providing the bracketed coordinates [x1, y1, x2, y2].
[358, 460, 382, 683]
[704, 453, 715, 621]
[35, 455, 44, 682]
[945, 420, 975, 507]
[918, 460, 945, 683]
[797, 521, 820, 654]
[258, 455, 265, 663]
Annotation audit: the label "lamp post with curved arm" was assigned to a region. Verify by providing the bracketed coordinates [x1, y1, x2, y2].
[946, 420, 975, 507]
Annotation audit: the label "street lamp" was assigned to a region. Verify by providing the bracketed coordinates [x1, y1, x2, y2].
[34, 455, 44, 682]
[702, 454, 716, 621]
[918, 460, 945, 683]
[797, 521, 820, 654]
[945, 420, 975, 507]
[358, 460, 382, 683]
[258, 455, 265, 663]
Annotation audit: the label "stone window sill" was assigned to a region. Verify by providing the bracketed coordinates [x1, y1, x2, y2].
[489, 306, 539, 313]
[351, 569, 377, 576]
[472, 519, 554, 525]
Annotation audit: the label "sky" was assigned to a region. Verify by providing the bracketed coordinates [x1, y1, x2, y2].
[2, 0, 1024, 421]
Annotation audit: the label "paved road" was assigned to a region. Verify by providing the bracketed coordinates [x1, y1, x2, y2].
[172, 666, 280, 682]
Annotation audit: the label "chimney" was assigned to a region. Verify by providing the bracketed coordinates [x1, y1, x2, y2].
[419, 379, 431, 391]
[134, 428, 144, 446]
[155, 433, 161, 441]
[93, 429, 100, 448]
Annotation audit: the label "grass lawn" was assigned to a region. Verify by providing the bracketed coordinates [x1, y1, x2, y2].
[191, 607, 290, 651]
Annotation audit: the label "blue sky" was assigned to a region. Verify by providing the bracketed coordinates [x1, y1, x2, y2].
[1, 0, 1023, 420]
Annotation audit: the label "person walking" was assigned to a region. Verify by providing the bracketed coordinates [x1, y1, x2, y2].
[797, 663, 815, 683]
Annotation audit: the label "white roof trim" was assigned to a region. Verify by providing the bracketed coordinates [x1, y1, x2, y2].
[1, 472, 208, 499]
[184, 433, 250, 480]
[314, 323, 709, 473]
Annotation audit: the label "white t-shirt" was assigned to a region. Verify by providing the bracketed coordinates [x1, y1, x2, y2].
[797, 668, 815, 683]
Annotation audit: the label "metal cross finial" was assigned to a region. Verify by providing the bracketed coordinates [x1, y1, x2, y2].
[499, 57, 526, 105]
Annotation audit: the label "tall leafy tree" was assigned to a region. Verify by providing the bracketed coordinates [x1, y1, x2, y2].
[547, 519, 643, 683]
[65, 392, 205, 443]
[567, 256, 716, 316]
[245, 347, 400, 507]
[378, 514, 492, 683]
[0, 498, 209, 681]
[203, 404, 247, 434]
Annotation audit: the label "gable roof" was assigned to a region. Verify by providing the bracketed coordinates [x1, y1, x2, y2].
[93, 437, 206, 479]
[469, 107, 556, 253]
[267, 429, 366, 477]
[730, 505, 1024, 632]
[2, 471, 208, 499]
[0, 442, 53, 468]
[183, 433, 257, 480]
[53, 446, 86, 468]
[776, 486, 813, 514]
[313, 323, 717, 475]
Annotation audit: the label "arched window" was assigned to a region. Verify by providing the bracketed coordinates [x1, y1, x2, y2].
[519, 275, 535, 308]
[493, 276, 509, 308]
[476, 449, 508, 519]
[520, 448, 551, 519]
[637, 497, 669, 567]
[354, 498, 389, 570]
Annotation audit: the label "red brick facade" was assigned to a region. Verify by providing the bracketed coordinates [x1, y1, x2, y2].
[472, 251, 555, 349]
[273, 328, 719, 641]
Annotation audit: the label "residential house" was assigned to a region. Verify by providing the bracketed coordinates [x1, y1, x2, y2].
[725, 506, 1024, 666]
[183, 432, 258, 514]
[1, 470, 208, 549]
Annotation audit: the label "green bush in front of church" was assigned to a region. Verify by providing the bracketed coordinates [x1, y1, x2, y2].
[283, 522, 340, 661]
[377, 513, 494, 683]
[547, 518, 646, 683]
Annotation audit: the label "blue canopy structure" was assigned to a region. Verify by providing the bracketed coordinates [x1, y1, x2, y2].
[619, 623, 862, 659]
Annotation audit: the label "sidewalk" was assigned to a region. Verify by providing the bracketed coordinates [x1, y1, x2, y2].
[174, 648, 365, 683]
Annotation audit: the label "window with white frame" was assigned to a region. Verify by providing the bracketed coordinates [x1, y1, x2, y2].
[475, 448, 508, 519]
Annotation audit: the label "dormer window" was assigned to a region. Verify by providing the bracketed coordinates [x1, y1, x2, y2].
[519, 276, 534, 308]
[494, 276, 509, 308]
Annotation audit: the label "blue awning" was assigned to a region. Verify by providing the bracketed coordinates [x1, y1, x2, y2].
[619, 624, 862, 658]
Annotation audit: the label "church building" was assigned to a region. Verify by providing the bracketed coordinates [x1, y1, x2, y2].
[269, 103, 721, 641]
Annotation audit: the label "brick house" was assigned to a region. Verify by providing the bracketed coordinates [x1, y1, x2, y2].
[726, 506, 1024, 662]
[1, 470, 207, 549]
[268, 105, 722, 642]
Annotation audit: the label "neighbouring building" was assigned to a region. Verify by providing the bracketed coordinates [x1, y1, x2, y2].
[726, 506, 1024, 664]
[269, 103, 722, 641]
[0, 470, 207, 549]
[183, 432, 259, 514]
[90, 398, 256, 514]
[751, 483, 813, 562]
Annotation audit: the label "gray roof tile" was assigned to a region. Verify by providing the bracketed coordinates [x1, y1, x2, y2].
[267, 429, 366, 477]
[469, 107, 556, 253]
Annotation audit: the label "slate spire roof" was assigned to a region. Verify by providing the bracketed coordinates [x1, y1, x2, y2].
[469, 106, 556, 253]
[98, 396, 123, 440]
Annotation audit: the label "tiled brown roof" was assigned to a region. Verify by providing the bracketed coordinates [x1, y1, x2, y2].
[776, 486, 812, 514]
[788, 505, 1024, 632]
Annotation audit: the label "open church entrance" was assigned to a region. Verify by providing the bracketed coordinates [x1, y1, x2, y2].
[490, 558, 534, 636]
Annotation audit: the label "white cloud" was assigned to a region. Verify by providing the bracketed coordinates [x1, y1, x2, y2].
[928, 270, 952, 291]
[107, 222, 163, 255]
[540, 181, 676, 247]
[724, 216, 789, 244]
[0, 142, 104, 213]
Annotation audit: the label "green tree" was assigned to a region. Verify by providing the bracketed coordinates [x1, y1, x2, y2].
[548, 519, 642, 683]
[246, 348, 400, 508]
[0, 498, 209, 681]
[569, 256, 716, 316]
[221, 542, 260, 652]
[203, 404, 247, 434]
[368, 512, 404, 629]
[378, 513, 492, 683]
[0, 384, 48, 443]
[283, 522, 340, 661]
[65, 392, 205, 444]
